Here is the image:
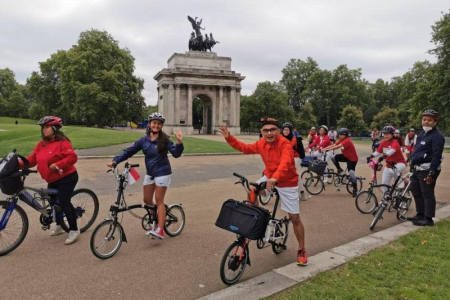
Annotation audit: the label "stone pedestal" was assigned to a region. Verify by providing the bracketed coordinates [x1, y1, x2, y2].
[154, 51, 245, 135]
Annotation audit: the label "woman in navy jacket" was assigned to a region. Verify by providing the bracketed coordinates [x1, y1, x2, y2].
[108, 113, 184, 239]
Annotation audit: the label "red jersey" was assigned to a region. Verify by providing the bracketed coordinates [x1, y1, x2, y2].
[19, 138, 77, 183]
[309, 135, 332, 149]
[377, 139, 406, 167]
[335, 137, 358, 162]
[226, 135, 298, 188]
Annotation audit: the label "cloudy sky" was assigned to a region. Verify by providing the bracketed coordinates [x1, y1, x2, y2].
[1, 0, 448, 105]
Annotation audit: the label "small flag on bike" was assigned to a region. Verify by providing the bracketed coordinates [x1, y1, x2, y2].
[128, 168, 141, 185]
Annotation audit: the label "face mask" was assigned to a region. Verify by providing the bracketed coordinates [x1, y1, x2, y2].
[423, 126, 433, 132]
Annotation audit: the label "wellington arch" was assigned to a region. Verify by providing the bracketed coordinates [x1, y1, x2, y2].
[153, 51, 245, 134]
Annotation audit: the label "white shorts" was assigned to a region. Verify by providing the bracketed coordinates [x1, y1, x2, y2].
[256, 176, 300, 214]
[143, 174, 171, 187]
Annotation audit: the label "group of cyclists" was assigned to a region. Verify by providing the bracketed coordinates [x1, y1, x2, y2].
[10, 108, 445, 267]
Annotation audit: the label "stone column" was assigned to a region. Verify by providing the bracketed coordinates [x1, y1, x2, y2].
[230, 87, 236, 126]
[157, 86, 162, 113]
[236, 88, 241, 127]
[167, 84, 175, 125]
[218, 86, 224, 126]
[187, 85, 193, 126]
[174, 84, 180, 125]
[162, 84, 169, 120]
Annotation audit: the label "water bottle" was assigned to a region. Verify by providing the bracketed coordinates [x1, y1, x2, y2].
[264, 221, 275, 242]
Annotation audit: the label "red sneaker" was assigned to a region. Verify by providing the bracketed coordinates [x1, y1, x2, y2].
[297, 248, 308, 266]
[148, 226, 165, 240]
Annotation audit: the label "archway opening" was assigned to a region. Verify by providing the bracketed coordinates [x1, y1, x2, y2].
[193, 94, 213, 134]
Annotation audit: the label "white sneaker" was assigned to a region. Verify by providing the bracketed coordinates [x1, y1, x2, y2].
[300, 191, 307, 201]
[50, 225, 64, 236]
[147, 226, 165, 240]
[64, 229, 80, 245]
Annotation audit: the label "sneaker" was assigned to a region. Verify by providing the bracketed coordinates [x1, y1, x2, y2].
[300, 191, 307, 201]
[406, 214, 425, 222]
[297, 248, 308, 266]
[352, 190, 358, 198]
[337, 169, 344, 175]
[64, 229, 80, 245]
[413, 218, 434, 227]
[50, 225, 64, 236]
[147, 226, 165, 240]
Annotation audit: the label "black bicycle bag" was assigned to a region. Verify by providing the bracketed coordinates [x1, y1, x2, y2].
[0, 151, 28, 195]
[215, 199, 271, 240]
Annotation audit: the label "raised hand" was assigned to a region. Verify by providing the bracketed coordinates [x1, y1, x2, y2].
[174, 129, 183, 143]
[218, 125, 230, 138]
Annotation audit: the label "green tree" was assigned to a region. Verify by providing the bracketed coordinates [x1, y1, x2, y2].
[28, 103, 45, 120]
[280, 57, 319, 111]
[371, 106, 400, 130]
[28, 29, 145, 127]
[0, 68, 28, 117]
[294, 102, 317, 132]
[240, 81, 295, 132]
[337, 105, 367, 136]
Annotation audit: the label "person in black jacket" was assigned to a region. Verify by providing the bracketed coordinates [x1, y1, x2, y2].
[408, 109, 445, 226]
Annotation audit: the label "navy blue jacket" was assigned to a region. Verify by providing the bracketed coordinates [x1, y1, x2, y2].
[411, 127, 444, 173]
[113, 136, 184, 177]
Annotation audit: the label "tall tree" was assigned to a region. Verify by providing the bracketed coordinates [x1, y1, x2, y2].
[280, 57, 318, 111]
[0, 68, 28, 117]
[371, 106, 400, 130]
[337, 105, 367, 136]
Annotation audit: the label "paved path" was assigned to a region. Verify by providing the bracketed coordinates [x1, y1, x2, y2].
[1, 141, 448, 299]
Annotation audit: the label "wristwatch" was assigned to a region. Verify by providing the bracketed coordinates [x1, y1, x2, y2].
[428, 171, 435, 177]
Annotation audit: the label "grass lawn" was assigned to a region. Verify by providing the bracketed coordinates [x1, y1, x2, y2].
[272, 219, 450, 299]
[0, 117, 236, 156]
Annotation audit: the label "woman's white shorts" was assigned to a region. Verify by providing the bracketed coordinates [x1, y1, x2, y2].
[143, 174, 172, 187]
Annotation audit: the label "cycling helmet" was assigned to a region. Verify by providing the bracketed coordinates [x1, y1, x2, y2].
[37, 116, 62, 127]
[319, 125, 328, 132]
[422, 109, 438, 120]
[382, 125, 396, 134]
[337, 128, 349, 136]
[148, 112, 165, 124]
[409, 128, 415, 132]
[394, 129, 400, 134]
[282, 122, 293, 129]
[310, 127, 316, 130]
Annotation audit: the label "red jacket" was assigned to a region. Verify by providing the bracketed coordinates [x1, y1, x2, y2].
[309, 135, 332, 149]
[19, 139, 77, 183]
[225, 135, 298, 188]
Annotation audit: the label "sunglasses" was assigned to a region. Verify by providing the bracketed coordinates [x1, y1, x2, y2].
[261, 127, 278, 134]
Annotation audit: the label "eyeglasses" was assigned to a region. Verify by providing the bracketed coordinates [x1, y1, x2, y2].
[261, 127, 278, 134]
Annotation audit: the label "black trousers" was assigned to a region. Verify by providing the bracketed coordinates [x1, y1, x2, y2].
[332, 154, 358, 188]
[48, 171, 79, 231]
[410, 170, 440, 218]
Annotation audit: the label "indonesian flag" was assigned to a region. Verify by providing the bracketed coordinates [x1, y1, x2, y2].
[128, 167, 141, 185]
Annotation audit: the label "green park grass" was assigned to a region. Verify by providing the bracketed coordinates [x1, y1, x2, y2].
[272, 219, 450, 299]
[0, 117, 236, 156]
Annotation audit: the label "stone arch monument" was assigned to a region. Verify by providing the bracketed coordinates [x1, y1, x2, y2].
[153, 51, 245, 135]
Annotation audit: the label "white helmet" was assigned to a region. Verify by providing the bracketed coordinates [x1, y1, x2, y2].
[320, 125, 328, 132]
[148, 112, 165, 124]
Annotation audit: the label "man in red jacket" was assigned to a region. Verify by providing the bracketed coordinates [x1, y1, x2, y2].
[218, 117, 308, 266]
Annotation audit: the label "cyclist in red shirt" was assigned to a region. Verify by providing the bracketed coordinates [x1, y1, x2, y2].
[404, 128, 417, 163]
[305, 125, 333, 183]
[19, 116, 80, 245]
[218, 118, 308, 266]
[322, 128, 359, 197]
[367, 126, 407, 195]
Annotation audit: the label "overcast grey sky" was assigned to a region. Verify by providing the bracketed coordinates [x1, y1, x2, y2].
[1, 0, 448, 105]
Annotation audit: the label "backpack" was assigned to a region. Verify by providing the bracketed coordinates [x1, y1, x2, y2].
[296, 136, 306, 159]
[0, 150, 28, 195]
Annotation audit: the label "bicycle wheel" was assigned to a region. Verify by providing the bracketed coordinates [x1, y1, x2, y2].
[355, 191, 378, 214]
[370, 204, 386, 230]
[220, 240, 249, 285]
[90, 220, 124, 259]
[305, 176, 324, 195]
[396, 196, 412, 221]
[272, 220, 289, 254]
[333, 176, 342, 187]
[164, 205, 185, 237]
[0, 201, 29, 256]
[258, 192, 273, 205]
[60, 189, 99, 233]
[300, 170, 313, 185]
[346, 177, 363, 194]
[324, 169, 335, 185]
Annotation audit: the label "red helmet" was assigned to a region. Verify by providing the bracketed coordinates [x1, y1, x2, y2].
[37, 116, 62, 127]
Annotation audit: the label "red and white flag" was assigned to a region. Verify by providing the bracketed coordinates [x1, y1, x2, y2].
[128, 167, 141, 185]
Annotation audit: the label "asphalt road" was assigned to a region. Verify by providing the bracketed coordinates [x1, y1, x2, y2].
[1, 144, 449, 300]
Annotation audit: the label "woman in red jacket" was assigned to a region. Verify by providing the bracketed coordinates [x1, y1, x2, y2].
[305, 125, 333, 182]
[21, 116, 79, 245]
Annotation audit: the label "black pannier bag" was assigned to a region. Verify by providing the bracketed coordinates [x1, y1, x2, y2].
[308, 160, 327, 176]
[0, 150, 28, 195]
[215, 199, 271, 240]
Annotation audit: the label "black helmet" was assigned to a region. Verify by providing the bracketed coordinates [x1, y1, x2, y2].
[382, 125, 396, 134]
[337, 128, 349, 136]
[282, 122, 293, 129]
[148, 112, 165, 124]
[422, 109, 438, 120]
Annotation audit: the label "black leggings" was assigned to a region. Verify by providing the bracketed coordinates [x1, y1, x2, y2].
[331, 154, 358, 188]
[48, 171, 79, 231]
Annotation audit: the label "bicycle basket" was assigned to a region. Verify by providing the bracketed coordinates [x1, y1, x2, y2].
[300, 156, 315, 167]
[0, 151, 28, 195]
[215, 199, 271, 240]
[308, 160, 327, 176]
